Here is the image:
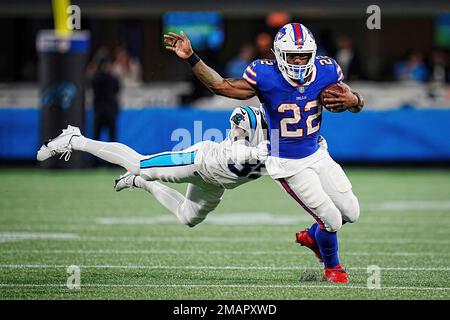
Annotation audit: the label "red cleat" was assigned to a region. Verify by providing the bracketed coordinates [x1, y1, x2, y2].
[323, 264, 349, 283]
[295, 229, 323, 263]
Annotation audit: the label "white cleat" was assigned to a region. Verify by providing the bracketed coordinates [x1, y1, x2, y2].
[114, 172, 138, 192]
[36, 125, 82, 162]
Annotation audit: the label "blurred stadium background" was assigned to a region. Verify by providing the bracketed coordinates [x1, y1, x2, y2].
[0, 0, 450, 300]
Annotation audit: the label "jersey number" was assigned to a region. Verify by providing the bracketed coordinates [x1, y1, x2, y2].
[228, 162, 262, 179]
[317, 56, 333, 65]
[278, 101, 322, 138]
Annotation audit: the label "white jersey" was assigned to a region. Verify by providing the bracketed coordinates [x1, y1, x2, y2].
[195, 106, 267, 189]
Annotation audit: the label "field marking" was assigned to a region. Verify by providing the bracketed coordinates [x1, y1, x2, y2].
[0, 264, 449, 271]
[366, 201, 450, 211]
[0, 233, 448, 245]
[97, 213, 312, 225]
[0, 232, 79, 243]
[76, 236, 450, 245]
[1, 249, 449, 257]
[96, 210, 450, 226]
[0, 283, 449, 292]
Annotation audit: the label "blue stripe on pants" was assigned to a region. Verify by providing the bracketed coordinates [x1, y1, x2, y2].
[140, 151, 196, 168]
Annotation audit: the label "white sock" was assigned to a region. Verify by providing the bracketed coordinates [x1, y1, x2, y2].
[71, 136, 142, 174]
[134, 176, 191, 225]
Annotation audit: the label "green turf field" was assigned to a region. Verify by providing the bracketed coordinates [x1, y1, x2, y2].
[0, 167, 449, 299]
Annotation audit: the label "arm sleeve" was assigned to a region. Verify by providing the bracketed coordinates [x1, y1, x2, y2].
[332, 58, 345, 82]
[242, 60, 259, 88]
[230, 139, 258, 164]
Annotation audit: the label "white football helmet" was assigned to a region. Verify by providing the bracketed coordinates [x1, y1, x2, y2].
[273, 23, 317, 83]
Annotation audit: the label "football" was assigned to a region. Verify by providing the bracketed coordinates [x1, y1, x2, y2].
[319, 83, 347, 112]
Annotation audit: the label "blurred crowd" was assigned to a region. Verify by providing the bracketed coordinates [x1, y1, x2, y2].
[87, 46, 142, 87]
[86, 46, 142, 143]
[82, 14, 450, 117]
[223, 32, 449, 86]
[394, 49, 450, 84]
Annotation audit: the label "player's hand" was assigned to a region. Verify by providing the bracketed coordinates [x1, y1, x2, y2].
[322, 83, 359, 110]
[163, 31, 194, 60]
[251, 140, 270, 161]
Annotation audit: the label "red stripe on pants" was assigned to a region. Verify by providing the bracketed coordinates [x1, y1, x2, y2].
[278, 178, 325, 228]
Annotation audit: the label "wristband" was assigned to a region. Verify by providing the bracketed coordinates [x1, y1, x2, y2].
[352, 91, 364, 107]
[187, 53, 201, 67]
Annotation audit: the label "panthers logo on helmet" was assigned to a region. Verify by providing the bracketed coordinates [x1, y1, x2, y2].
[231, 113, 245, 126]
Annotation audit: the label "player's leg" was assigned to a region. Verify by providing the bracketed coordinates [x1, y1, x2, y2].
[36, 125, 143, 174]
[73, 136, 142, 173]
[75, 138, 202, 182]
[178, 182, 225, 226]
[277, 169, 342, 233]
[139, 146, 200, 184]
[113, 142, 208, 189]
[37, 126, 202, 182]
[123, 177, 225, 227]
[316, 155, 360, 224]
[276, 170, 347, 282]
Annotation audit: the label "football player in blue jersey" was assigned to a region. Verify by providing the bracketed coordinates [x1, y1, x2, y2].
[164, 23, 364, 283]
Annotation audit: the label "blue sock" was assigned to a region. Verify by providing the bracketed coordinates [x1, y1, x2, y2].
[315, 227, 339, 268]
[307, 223, 319, 242]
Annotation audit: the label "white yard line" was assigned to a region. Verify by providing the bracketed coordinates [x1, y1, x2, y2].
[76, 236, 450, 245]
[1, 249, 449, 257]
[0, 232, 79, 243]
[0, 283, 448, 291]
[0, 264, 449, 271]
[0, 233, 448, 245]
[365, 201, 450, 211]
[96, 214, 311, 225]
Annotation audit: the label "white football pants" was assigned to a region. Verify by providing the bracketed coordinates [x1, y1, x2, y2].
[71, 137, 225, 227]
[274, 153, 360, 232]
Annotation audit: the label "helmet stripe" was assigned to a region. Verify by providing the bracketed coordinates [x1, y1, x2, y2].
[291, 23, 298, 44]
[292, 23, 303, 45]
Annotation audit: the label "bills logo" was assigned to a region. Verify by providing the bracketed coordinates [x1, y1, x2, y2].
[276, 27, 287, 41]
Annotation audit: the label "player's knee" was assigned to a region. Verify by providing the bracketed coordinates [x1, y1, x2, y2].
[185, 217, 204, 228]
[316, 200, 342, 232]
[183, 215, 206, 228]
[177, 203, 207, 228]
[326, 217, 342, 232]
[342, 194, 360, 223]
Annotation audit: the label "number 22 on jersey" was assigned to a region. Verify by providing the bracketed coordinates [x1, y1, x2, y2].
[278, 101, 322, 138]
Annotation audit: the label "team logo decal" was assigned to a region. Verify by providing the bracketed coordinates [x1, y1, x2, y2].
[41, 82, 77, 111]
[276, 27, 287, 41]
[231, 113, 245, 126]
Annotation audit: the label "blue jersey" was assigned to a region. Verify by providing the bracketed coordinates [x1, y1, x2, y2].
[243, 56, 344, 159]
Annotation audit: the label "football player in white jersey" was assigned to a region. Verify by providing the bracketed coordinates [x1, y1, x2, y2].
[37, 106, 269, 227]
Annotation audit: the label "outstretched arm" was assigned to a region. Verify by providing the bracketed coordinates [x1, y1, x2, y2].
[322, 82, 364, 113]
[164, 31, 256, 100]
[229, 126, 269, 163]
